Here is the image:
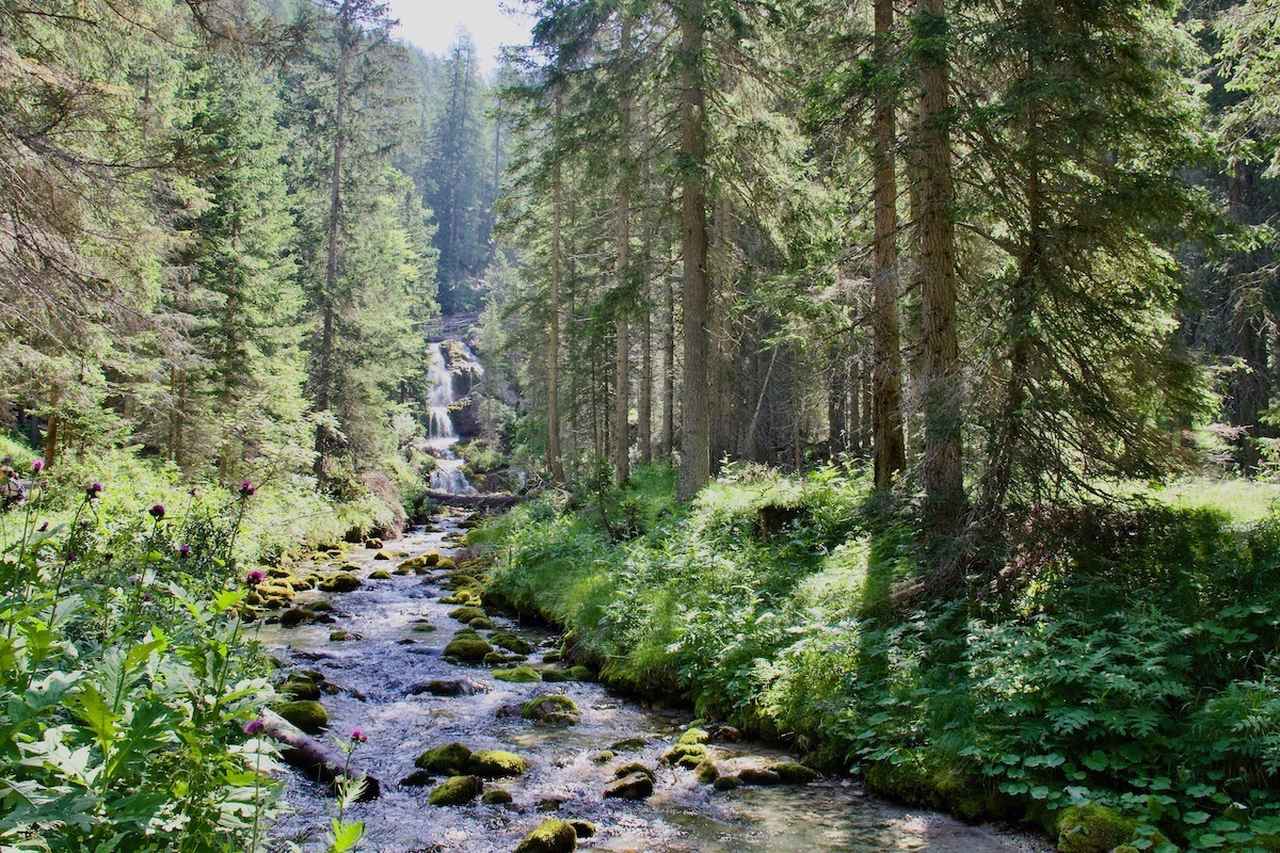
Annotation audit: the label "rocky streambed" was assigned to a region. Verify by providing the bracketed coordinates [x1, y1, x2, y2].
[257, 509, 1046, 852]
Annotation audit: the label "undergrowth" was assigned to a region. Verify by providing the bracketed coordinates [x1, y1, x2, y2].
[474, 461, 1280, 852]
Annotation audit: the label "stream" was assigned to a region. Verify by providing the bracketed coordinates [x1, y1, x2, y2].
[259, 511, 1047, 852]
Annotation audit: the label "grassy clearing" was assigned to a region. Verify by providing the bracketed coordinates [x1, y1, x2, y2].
[473, 462, 1280, 852]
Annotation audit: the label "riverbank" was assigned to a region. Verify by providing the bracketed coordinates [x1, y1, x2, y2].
[258, 507, 1045, 851]
[469, 463, 1280, 852]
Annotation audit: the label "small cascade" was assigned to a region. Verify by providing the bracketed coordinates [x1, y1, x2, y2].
[425, 341, 477, 495]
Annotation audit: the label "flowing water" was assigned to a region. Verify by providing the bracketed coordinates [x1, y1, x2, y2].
[259, 515, 1046, 853]
[426, 342, 479, 496]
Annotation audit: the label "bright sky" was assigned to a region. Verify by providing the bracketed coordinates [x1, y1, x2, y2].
[388, 0, 533, 74]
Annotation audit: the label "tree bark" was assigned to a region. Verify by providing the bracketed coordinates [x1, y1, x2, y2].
[663, 268, 676, 460]
[916, 0, 965, 536]
[547, 89, 567, 484]
[678, 0, 710, 501]
[260, 710, 381, 802]
[872, 0, 907, 488]
[613, 11, 634, 485]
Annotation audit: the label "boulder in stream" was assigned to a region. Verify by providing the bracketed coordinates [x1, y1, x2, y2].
[493, 665, 541, 683]
[415, 742, 473, 774]
[521, 694, 580, 725]
[427, 774, 483, 806]
[612, 762, 655, 783]
[271, 700, 328, 734]
[514, 818, 578, 853]
[489, 631, 532, 655]
[400, 769, 435, 787]
[568, 820, 596, 839]
[369, 569, 392, 580]
[603, 771, 654, 800]
[770, 761, 820, 784]
[736, 765, 782, 786]
[469, 749, 529, 778]
[448, 605, 487, 623]
[408, 677, 488, 697]
[481, 787, 513, 805]
[319, 572, 361, 593]
[443, 635, 492, 663]
[695, 759, 720, 784]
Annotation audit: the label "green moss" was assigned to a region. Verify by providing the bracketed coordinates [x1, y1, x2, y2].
[448, 605, 487, 623]
[603, 771, 654, 800]
[368, 569, 392, 580]
[481, 787, 513, 804]
[278, 675, 319, 700]
[272, 700, 328, 734]
[695, 759, 720, 784]
[493, 665, 542, 683]
[613, 762, 655, 782]
[469, 616, 494, 629]
[770, 761, 819, 784]
[1056, 804, 1138, 853]
[468, 749, 530, 778]
[678, 727, 710, 746]
[428, 775, 483, 806]
[415, 742, 473, 774]
[490, 631, 533, 655]
[610, 737, 647, 752]
[521, 694, 580, 725]
[514, 818, 577, 853]
[443, 636, 492, 662]
[662, 743, 706, 766]
[318, 572, 361, 592]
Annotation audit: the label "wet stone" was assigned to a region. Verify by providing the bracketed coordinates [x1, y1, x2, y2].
[409, 677, 488, 697]
[604, 770, 654, 800]
[400, 769, 435, 787]
[514, 818, 577, 853]
[428, 775, 483, 807]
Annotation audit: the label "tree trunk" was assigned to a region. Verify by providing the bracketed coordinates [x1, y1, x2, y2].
[678, 0, 710, 501]
[639, 262, 654, 464]
[872, 0, 907, 488]
[613, 11, 634, 485]
[917, 0, 965, 536]
[547, 89, 567, 484]
[663, 269, 676, 460]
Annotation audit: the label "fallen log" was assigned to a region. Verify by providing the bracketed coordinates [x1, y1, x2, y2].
[422, 490, 524, 510]
[260, 710, 381, 801]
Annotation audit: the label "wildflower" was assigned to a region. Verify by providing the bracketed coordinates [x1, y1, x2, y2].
[66, 552, 77, 563]
[86, 481, 103, 500]
[245, 569, 266, 586]
[149, 503, 165, 520]
[350, 727, 368, 743]
[37, 521, 48, 532]
[178, 543, 192, 559]
[239, 479, 256, 497]
[243, 718, 265, 735]
[31, 458, 44, 473]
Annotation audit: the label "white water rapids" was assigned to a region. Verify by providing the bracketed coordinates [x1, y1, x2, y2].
[426, 341, 480, 495]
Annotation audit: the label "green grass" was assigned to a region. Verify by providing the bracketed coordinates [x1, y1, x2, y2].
[1139, 476, 1280, 523]
[475, 462, 1280, 851]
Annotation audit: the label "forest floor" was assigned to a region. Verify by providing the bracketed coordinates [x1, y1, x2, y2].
[467, 463, 1280, 853]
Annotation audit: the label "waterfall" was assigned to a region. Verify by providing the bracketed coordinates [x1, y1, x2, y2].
[425, 342, 477, 495]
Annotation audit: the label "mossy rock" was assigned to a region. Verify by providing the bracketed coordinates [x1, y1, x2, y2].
[695, 759, 720, 784]
[304, 600, 334, 612]
[613, 762, 655, 782]
[521, 694, 580, 725]
[436, 556, 456, 570]
[485, 651, 528, 666]
[445, 573, 482, 590]
[610, 737, 647, 752]
[364, 538, 384, 549]
[373, 550, 391, 561]
[662, 743, 706, 767]
[368, 569, 392, 580]
[568, 820, 596, 839]
[603, 771, 654, 800]
[1057, 804, 1138, 853]
[328, 630, 360, 642]
[469, 616, 495, 630]
[415, 742, 473, 774]
[737, 766, 781, 786]
[278, 675, 320, 700]
[481, 787, 513, 805]
[590, 751, 616, 764]
[490, 632, 533, 655]
[540, 668, 571, 683]
[468, 749, 529, 778]
[514, 818, 577, 853]
[443, 636, 493, 663]
[448, 606, 487, 623]
[412, 622, 437, 633]
[564, 665, 593, 681]
[319, 572, 361, 593]
[770, 761, 819, 784]
[393, 565, 413, 576]
[272, 700, 328, 734]
[428, 775, 483, 807]
[494, 665, 542, 684]
[440, 590, 481, 606]
[678, 727, 709, 746]
[714, 775, 741, 791]
[279, 608, 309, 628]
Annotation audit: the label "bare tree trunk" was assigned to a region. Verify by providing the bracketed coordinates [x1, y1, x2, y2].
[547, 90, 567, 483]
[678, 0, 710, 501]
[872, 0, 907, 488]
[917, 0, 965, 536]
[663, 267, 676, 460]
[639, 259, 654, 464]
[613, 11, 634, 485]
[315, 7, 351, 475]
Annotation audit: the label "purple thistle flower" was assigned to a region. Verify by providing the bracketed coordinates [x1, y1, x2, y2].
[239, 479, 256, 497]
[243, 718, 265, 735]
[66, 552, 77, 563]
[86, 481, 103, 500]
[245, 569, 266, 587]
[31, 458, 44, 473]
[149, 503, 165, 520]
[178, 543, 192, 559]
[350, 727, 367, 743]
